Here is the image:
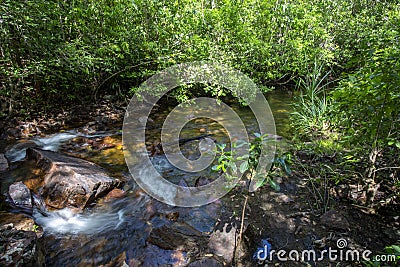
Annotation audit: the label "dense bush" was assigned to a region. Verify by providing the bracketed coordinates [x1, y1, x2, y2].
[290, 3, 399, 207]
[330, 31, 400, 205]
[1, 0, 397, 116]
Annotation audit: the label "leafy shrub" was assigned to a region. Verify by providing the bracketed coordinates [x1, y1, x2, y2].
[212, 133, 291, 191]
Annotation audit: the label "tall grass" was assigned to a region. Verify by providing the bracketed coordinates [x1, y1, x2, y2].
[290, 62, 333, 140]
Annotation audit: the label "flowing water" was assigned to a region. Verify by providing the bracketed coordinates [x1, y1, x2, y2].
[1, 90, 293, 266]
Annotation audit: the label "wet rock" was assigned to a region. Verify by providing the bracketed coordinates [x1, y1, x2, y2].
[0, 214, 38, 267]
[320, 210, 350, 230]
[104, 188, 126, 202]
[0, 154, 8, 171]
[208, 223, 237, 264]
[36, 228, 140, 267]
[5, 141, 37, 162]
[27, 148, 119, 209]
[99, 251, 128, 267]
[0, 212, 36, 232]
[182, 205, 220, 233]
[189, 257, 223, 267]
[8, 182, 32, 209]
[148, 222, 204, 251]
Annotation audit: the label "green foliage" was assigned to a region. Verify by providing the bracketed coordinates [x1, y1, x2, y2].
[212, 143, 234, 174]
[331, 47, 400, 151]
[363, 243, 400, 267]
[329, 3, 400, 150]
[287, 2, 399, 209]
[328, 6, 400, 201]
[212, 133, 291, 191]
[1, 0, 397, 116]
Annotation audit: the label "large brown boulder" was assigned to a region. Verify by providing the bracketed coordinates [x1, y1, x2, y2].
[27, 148, 119, 210]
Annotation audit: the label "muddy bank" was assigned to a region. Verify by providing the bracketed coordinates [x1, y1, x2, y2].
[0, 99, 126, 141]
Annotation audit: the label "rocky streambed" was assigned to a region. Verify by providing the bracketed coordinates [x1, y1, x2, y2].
[0, 129, 242, 266]
[1, 129, 398, 267]
[1, 91, 399, 266]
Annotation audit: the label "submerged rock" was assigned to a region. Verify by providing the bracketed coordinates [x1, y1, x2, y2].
[27, 148, 119, 210]
[147, 222, 204, 251]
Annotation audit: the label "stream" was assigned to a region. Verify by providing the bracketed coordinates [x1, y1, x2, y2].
[1, 90, 293, 266]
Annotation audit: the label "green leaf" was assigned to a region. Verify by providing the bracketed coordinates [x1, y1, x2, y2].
[239, 161, 249, 173]
[228, 161, 237, 172]
[233, 140, 248, 148]
[236, 155, 249, 160]
[269, 179, 280, 191]
[261, 133, 269, 139]
[390, 245, 400, 254]
[283, 164, 292, 175]
[396, 142, 400, 149]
